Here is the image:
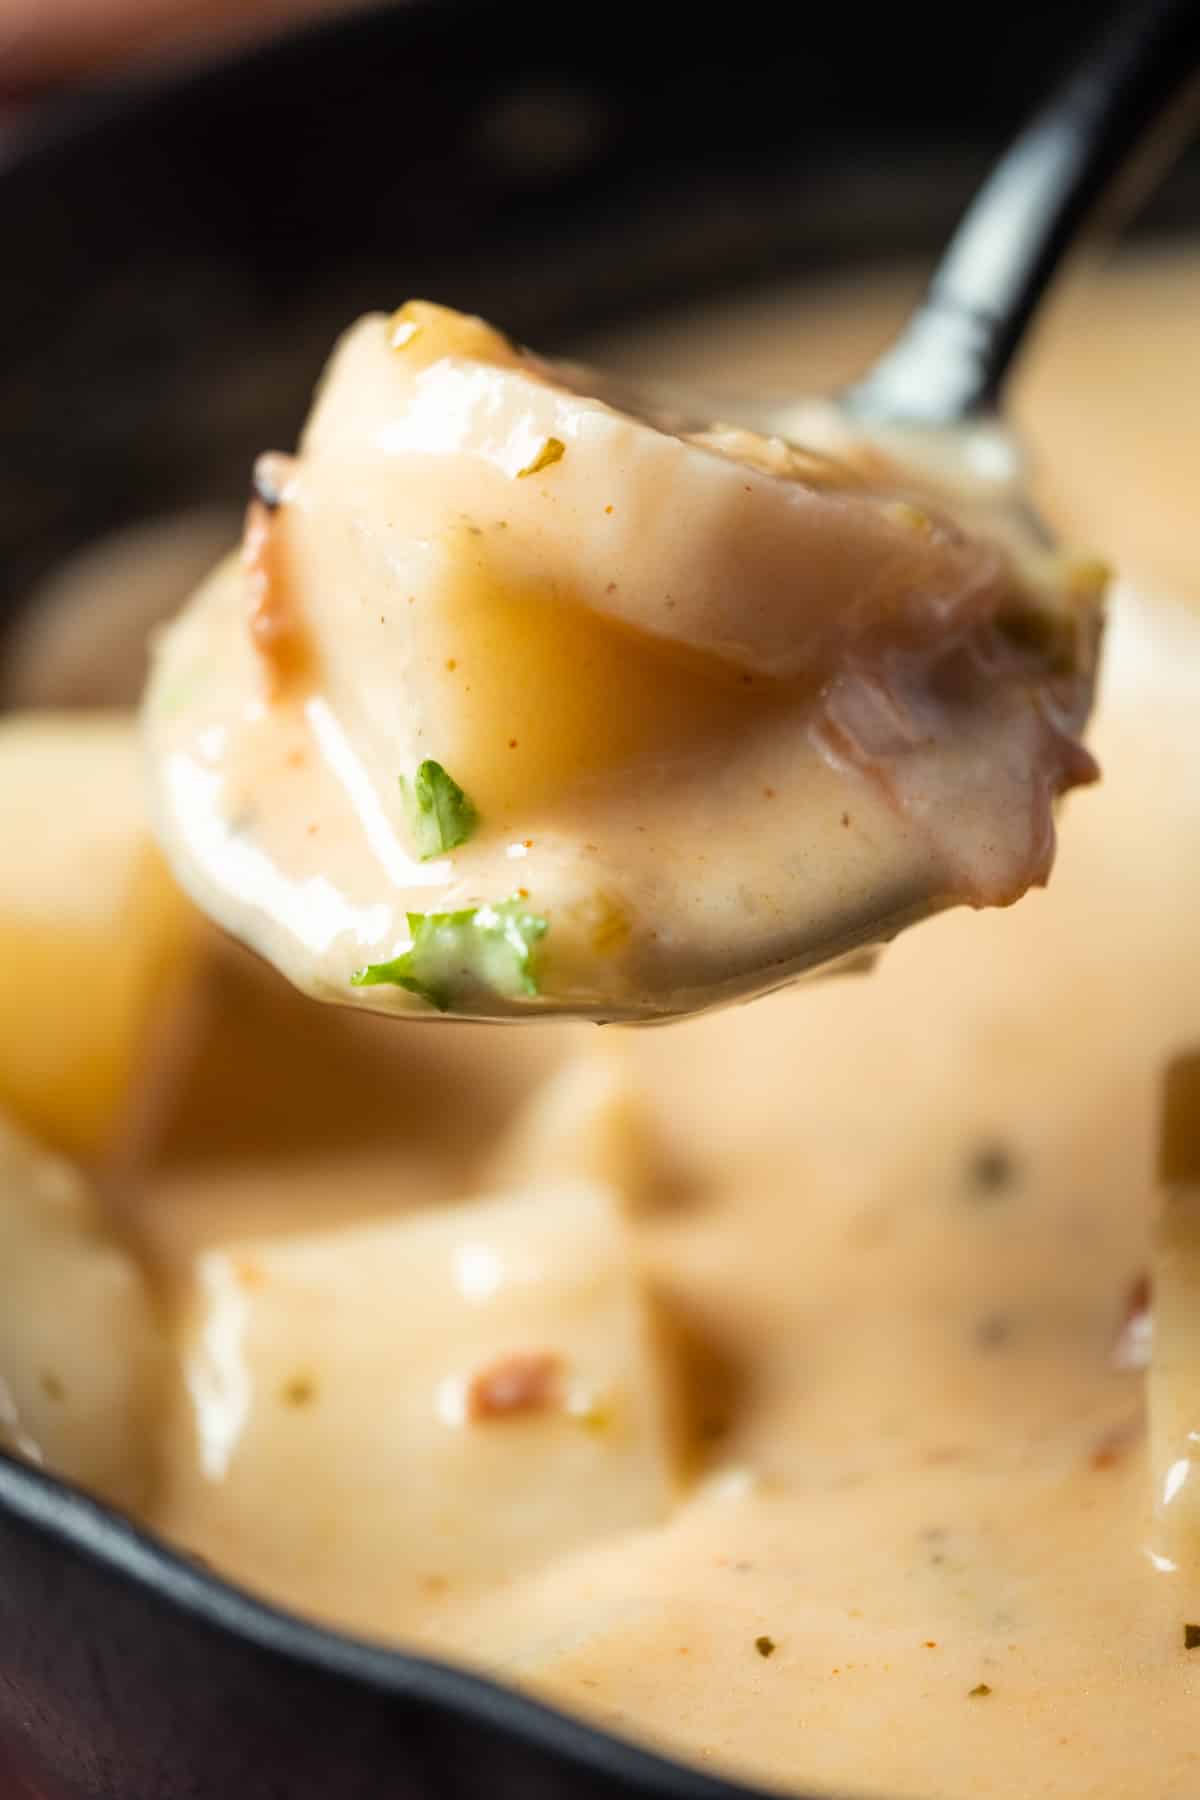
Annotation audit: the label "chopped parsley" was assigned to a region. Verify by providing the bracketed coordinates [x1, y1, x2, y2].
[401, 759, 478, 859]
[1185, 1624, 1200, 1651]
[967, 1141, 1018, 1199]
[517, 436, 565, 478]
[754, 1635, 776, 1659]
[351, 897, 548, 1011]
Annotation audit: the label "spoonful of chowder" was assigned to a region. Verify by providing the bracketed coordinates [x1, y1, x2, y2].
[143, 297, 1102, 1021]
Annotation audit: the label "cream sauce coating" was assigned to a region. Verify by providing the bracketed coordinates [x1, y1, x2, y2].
[143, 304, 1100, 1023]
[4, 252, 1198, 1800]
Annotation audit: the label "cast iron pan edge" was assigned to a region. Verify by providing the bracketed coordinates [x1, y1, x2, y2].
[0, 1451, 795, 1800]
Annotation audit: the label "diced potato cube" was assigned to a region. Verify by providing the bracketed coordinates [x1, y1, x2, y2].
[1159, 1049, 1200, 1185]
[0, 712, 196, 1159]
[1149, 1051, 1200, 1572]
[486, 1050, 657, 1209]
[155, 1181, 677, 1637]
[1149, 1181, 1200, 1572]
[0, 1113, 164, 1511]
[383, 299, 514, 367]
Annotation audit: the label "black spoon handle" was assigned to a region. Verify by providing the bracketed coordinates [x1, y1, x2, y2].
[847, 0, 1200, 426]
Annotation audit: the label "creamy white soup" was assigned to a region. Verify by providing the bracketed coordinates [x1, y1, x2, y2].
[0, 248, 1198, 1800]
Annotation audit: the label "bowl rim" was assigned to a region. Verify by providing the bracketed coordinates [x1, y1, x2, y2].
[0, 0, 464, 178]
[0, 1448, 784, 1799]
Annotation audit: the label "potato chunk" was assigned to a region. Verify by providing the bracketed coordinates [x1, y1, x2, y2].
[155, 1181, 677, 1637]
[0, 1113, 163, 1511]
[1149, 1050, 1200, 1572]
[486, 1049, 657, 1208]
[145, 305, 1101, 1025]
[0, 712, 195, 1159]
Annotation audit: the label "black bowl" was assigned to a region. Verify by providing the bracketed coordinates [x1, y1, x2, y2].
[1, 5, 1197, 1796]
[0, 1452, 779, 1800]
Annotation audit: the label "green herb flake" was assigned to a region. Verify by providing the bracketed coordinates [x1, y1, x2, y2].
[883, 500, 934, 537]
[1185, 1624, 1200, 1651]
[966, 1141, 1018, 1199]
[517, 436, 565, 479]
[401, 759, 478, 859]
[968, 1683, 992, 1698]
[351, 897, 548, 1012]
[754, 1635, 776, 1659]
[567, 1389, 616, 1435]
[281, 1373, 317, 1409]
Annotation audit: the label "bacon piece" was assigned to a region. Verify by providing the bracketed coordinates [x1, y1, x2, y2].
[242, 455, 308, 696]
[465, 1351, 563, 1422]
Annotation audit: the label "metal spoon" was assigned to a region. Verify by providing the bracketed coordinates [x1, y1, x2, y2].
[761, 0, 1200, 995]
[843, 0, 1200, 431]
[642, 0, 1200, 1016]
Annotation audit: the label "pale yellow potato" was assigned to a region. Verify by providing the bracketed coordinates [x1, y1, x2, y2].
[485, 1048, 660, 1211]
[0, 712, 196, 1160]
[0, 1112, 164, 1511]
[154, 1180, 678, 1640]
[1148, 1051, 1200, 1575]
[1148, 1185, 1200, 1574]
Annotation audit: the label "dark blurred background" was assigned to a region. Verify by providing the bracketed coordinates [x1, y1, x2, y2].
[1, 0, 1196, 626]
